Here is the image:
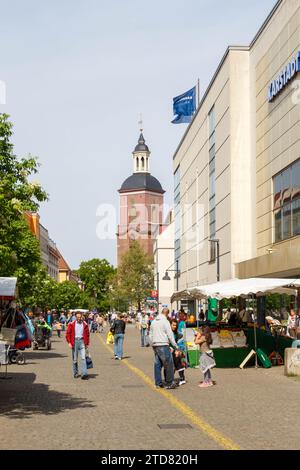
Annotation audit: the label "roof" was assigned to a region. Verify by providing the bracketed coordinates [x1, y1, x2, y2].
[134, 133, 149, 153]
[172, 277, 300, 302]
[119, 173, 165, 194]
[56, 249, 71, 272]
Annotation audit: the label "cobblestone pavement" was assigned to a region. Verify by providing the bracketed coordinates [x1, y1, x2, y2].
[0, 324, 300, 450]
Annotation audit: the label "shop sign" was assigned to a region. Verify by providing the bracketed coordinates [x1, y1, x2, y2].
[268, 51, 300, 102]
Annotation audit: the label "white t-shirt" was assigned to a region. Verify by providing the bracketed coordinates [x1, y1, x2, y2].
[75, 321, 84, 339]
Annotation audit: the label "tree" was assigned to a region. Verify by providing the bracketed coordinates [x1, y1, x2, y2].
[53, 281, 88, 310]
[77, 258, 115, 311]
[0, 113, 47, 301]
[116, 240, 154, 310]
[23, 268, 57, 310]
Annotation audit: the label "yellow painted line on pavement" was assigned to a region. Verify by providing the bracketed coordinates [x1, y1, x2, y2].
[99, 336, 241, 451]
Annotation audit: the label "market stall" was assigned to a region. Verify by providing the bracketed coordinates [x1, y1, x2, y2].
[172, 278, 300, 368]
[0, 277, 18, 379]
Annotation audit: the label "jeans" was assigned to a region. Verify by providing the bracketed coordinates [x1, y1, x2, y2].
[153, 346, 174, 386]
[204, 369, 212, 383]
[72, 339, 87, 377]
[140, 327, 147, 346]
[114, 334, 125, 359]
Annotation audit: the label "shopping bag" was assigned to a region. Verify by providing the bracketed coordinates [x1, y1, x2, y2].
[106, 331, 114, 345]
[86, 356, 93, 369]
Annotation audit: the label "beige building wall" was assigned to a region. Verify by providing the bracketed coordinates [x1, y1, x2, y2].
[173, 48, 254, 290]
[237, 0, 300, 278]
[174, 0, 300, 287]
[153, 220, 175, 310]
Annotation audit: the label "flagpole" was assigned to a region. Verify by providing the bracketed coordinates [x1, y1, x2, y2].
[197, 78, 200, 107]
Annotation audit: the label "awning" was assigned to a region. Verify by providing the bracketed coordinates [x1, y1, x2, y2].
[0, 277, 17, 300]
[171, 278, 300, 302]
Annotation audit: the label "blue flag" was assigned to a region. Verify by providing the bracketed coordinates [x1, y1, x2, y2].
[172, 86, 196, 124]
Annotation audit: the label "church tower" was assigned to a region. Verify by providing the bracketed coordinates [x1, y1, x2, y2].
[117, 130, 165, 265]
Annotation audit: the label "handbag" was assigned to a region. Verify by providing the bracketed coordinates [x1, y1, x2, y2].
[85, 348, 93, 369]
[86, 356, 93, 369]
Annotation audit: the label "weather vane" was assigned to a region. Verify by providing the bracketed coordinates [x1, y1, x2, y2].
[138, 113, 143, 133]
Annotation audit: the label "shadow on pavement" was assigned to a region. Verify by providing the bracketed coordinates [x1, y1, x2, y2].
[0, 372, 95, 419]
[24, 352, 68, 360]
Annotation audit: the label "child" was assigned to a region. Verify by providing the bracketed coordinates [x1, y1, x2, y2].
[195, 326, 216, 388]
[56, 320, 62, 338]
[173, 349, 187, 385]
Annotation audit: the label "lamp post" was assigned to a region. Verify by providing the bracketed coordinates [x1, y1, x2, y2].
[163, 260, 180, 309]
[209, 239, 220, 282]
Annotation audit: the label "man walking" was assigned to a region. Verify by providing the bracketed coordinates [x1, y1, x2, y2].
[66, 312, 90, 380]
[111, 312, 126, 360]
[149, 308, 179, 390]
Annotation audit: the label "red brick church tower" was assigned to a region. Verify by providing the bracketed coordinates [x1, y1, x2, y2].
[117, 130, 165, 265]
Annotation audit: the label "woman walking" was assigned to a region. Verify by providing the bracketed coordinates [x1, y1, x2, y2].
[195, 326, 216, 388]
[111, 313, 126, 360]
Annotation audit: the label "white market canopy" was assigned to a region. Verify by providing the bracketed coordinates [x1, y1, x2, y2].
[70, 309, 89, 313]
[0, 277, 17, 300]
[171, 278, 300, 302]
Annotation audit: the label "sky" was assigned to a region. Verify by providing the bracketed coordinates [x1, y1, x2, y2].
[0, 0, 277, 268]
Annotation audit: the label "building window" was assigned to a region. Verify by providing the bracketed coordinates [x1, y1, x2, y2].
[273, 159, 300, 242]
[174, 166, 181, 271]
[208, 106, 216, 262]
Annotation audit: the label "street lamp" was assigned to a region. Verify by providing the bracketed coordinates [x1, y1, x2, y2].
[209, 239, 220, 282]
[163, 259, 180, 309]
[163, 259, 180, 292]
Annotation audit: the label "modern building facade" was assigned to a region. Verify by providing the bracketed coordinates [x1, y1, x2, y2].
[25, 212, 59, 281]
[173, 0, 300, 300]
[117, 131, 165, 265]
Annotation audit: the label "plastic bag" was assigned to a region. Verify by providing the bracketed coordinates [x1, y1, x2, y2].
[106, 331, 114, 344]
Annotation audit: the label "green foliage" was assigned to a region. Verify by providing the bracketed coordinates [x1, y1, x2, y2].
[77, 258, 115, 311]
[114, 240, 154, 310]
[53, 281, 88, 310]
[23, 271, 89, 310]
[0, 113, 48, 300]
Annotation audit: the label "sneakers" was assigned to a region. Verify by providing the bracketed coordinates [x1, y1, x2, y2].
[198, 381, 213, 388]
[165, 383, 178, 390]
[155, 383, 164, 389]
[73, 373, 80, 379]
[179, 380, 186, 386]
[81, 375, 89, 380]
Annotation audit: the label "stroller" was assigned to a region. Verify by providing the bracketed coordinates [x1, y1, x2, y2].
[33, 326, 51, 350]
[8, 347, 26, 365]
